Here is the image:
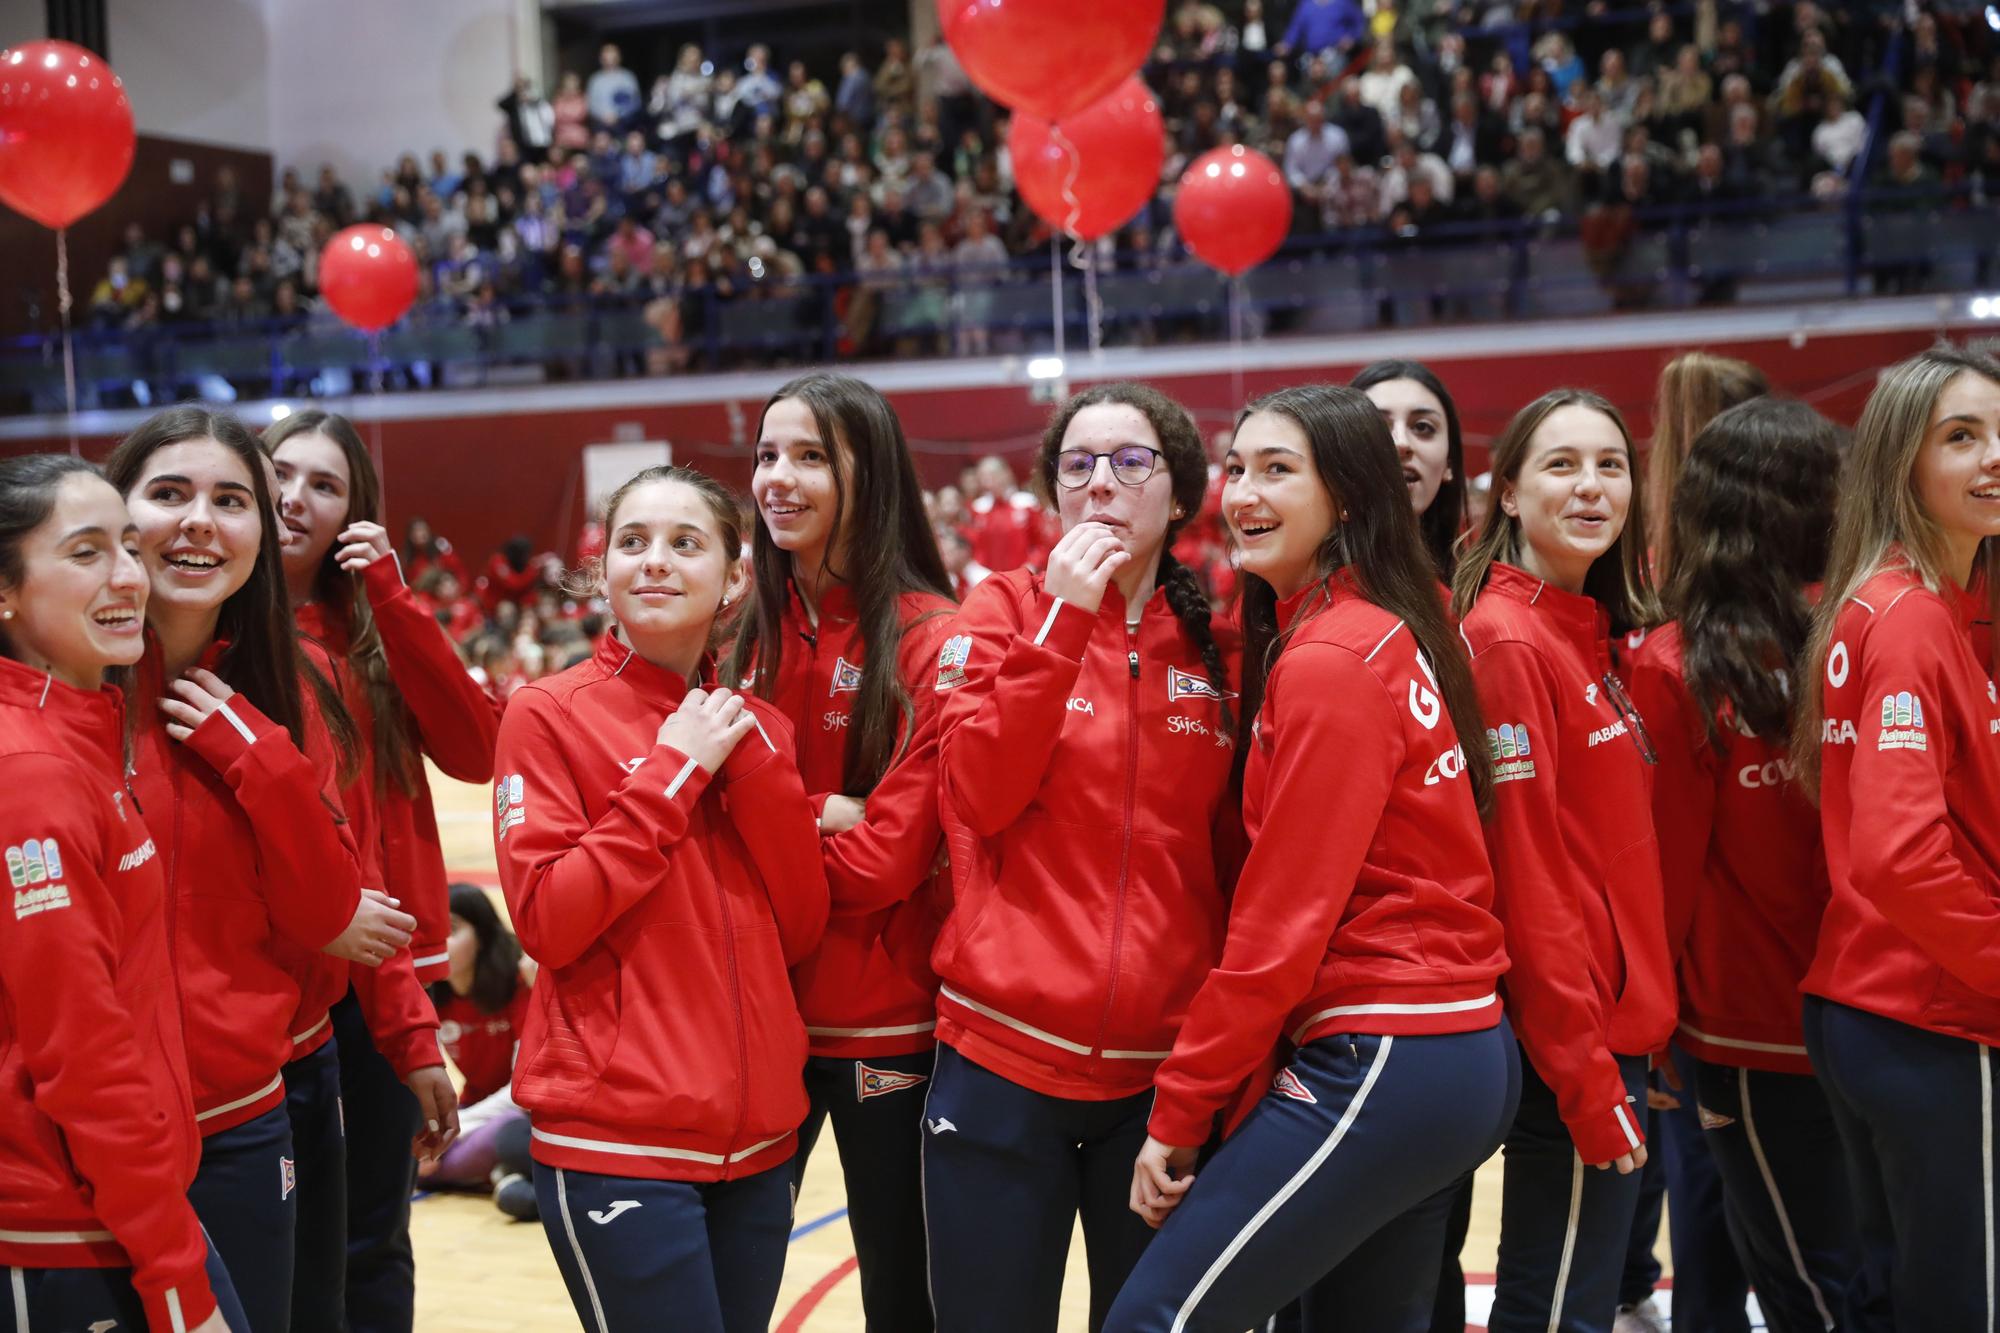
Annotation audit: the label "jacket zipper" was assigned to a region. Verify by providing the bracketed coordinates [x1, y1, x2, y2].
[710, 811, 753, 1176]
[1093, 621, 1143, 1063]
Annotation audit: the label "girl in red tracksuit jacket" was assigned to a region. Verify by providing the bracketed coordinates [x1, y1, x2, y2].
[1449, 388, 1672, 1333]
[0, 454, 247, 1333]
[269, 409, 484, 1331]
[105, 406, 415, 1333]
[925, 383, 1241, 1333]
[723, 372, 957, 1332]
[1624, 398, 1851, 1333]
[1103, 384, 1517, 1333]
[492, 465, 828, 1333]
[1793, 346, 2000, 1331]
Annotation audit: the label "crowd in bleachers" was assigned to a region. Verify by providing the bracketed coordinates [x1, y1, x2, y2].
[73, 2, 2000, 371]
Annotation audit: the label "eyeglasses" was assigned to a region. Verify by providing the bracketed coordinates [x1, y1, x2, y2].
[1054, 446, 1161, 490]
[1601, 671, 1658, 766]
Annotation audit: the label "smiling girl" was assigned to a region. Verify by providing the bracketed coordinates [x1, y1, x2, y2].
[1104, 383, 1516, 1333]
[725, 373, 956, 1332]
[1450, 389, 1671, 1333]
[268, 408, 490, 1332]
[923, 382, 1240, 1332]
[0, 455, 246, 1333]
[104, 406, 414, 1333]
[491, 465, 827, 1333]
[1793, 346, 2000, 1330]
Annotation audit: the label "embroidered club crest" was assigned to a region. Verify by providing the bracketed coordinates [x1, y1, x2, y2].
[830, 656, 864, 695]
[1167, 666, 1235, 703]
[1272, 1068, 1318, 1104]
[856, 1062, 929, 1101]
[935, 634, 972, 691]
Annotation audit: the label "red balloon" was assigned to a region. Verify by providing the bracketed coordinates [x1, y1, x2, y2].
[1010, 79, 1163, 242]
[0, 41, 135, 229]
[318, 225, 419, 332]
[1173, 144, 1292, 277]
[939, 0, 1162, 123]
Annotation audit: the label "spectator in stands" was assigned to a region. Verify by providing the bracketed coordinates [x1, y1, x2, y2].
[1436, 91, 1501, 187]
[1389, 81, 1440, 151]
[1504, 127, 1575, 219]
[737, 43, 783, 122]
[1683, 143, 1746, 215]
[1456, 164, 1521, 224]
[1537, 32, 1586, 100]
[1323, 152, 1381, 227]
[499, 76, 556, 163]
[1631, 11, 1680, 82]
[1812, 91, 1867, 175]
[1874, 130, 1941, 205]
[1721, 102, 1782, 198]
[906, 150, 956, 224]
[834, 51, 875, 131]
[1772, 29, 1852, 156]
[552, 71, 590, 150]
[588, 43, 641, 132]
[782, 60, 830, 141]
[1285, 100, 1353, 213]
[1597, 50, 1640, 122]
[1566, 86, 1626, 193]
[89, 256, 149, 326]
[1359, 41, 1419, 123]
[1379, 129, 1455, 211]
[1275, 0, 1365, 64]
[121, 221, 164, 283]
[951, 210, 1007, 355]
[1329, 74, 1387, 163]
[1654, 45, 1712, 138]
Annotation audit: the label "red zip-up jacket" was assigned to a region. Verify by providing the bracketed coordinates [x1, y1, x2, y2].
[304, 556, 500, 982]
[1803, 564, 2000, 1043]
[1461, 563, 1673, 1164]
[934, 570, 1241, 1101]
[131, 638, 366, 1132]
[0, 659, 218, 1333]
[1150, 577, 1509, 1147]
[1627, 624, 1826, 1075]
[285, 633, 444, 1081]
[493, 634, 829, 1181]
[758, 581, 957, 1059]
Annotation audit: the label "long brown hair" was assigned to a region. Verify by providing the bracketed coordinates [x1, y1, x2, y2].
[1351, 359, 1469, 581]
[725, 373, 954, 797]
[1034, 381, 1233, 728]
[104, 405, 345, 753]
[1236, 384, 1493, 813]
[1646, 351, 1768, 586]
[1793, 345, 2000, 793]
[1450, 388, 1660, 634]
[264, 409, 419, 795]
[1667, 398, 1840, 744]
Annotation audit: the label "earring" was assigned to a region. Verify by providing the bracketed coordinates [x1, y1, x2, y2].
[1, 609, 12, 620]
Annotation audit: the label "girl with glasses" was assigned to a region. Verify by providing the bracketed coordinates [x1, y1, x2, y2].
[1793, 346, 2000, 1330]
[1624, 397, 1850, 1333]
[1450, 389, 1670, 1333]
[923, 383, 1239, 1332]
[1102, 383, 1518, 1332]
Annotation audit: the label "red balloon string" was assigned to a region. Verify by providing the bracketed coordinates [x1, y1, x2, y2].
[56, 227, 77, 456]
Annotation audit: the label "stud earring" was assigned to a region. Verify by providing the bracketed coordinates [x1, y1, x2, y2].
[1, 609, 12, 620]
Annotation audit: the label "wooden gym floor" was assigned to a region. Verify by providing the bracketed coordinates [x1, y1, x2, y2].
[418, 767, 1682, 1331]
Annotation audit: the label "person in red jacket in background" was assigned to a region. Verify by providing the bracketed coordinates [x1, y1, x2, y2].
[1793, 346, 2000, 1331]
[413, 567, 487, 644]
[477, 535, 550, 615]
[0, 454, 247, 1333]
[423, 885, 532, 1197]
[493, 465, 828, 1333]
[1105, 384, 1517, 1332]
[1449, 389, 1672, 1333]
[270, 409, 484, 1333]
[401, 516, 467, 588]
[105, 407, 418, 1333]
[1625, 397, 1851, 1333]
[965, 453, 1058, 573]
[924, 383, 1241, 1332]
[724, 372, 957, 1332]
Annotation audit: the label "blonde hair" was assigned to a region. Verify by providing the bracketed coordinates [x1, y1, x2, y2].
[1792, 345, 2000, 793]
[1646, 351, 1768, 586]
[1450, 388, 1660, 632]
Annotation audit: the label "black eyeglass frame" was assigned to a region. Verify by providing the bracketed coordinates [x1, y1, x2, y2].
[1052, 446, 1163, 490]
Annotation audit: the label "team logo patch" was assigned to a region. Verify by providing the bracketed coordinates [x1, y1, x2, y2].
[855, 1062, 929, 1101]
[830, 656, 864, 695]
[6, 838, 57, 888]
[1876, 691, 1928, 752]
[1486, 723, 1537, 783]
[1584, 682, 1600, 706]
[281, 1156, 296, 1200]
[1272, 1068, 1318, 1104]
[935, 634, 972, 691]
[495, 774, 526, 840]
[1167, 666, 1236, 703]
[1696, 1103, 1737, 1131]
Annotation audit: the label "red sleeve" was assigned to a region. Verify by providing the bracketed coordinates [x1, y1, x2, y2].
[182, 694, 364, 953]
[1626, 650, 1715, 973]
[720, 702, 830, 966]
[352, 949, 444, 1079]
[365, 556, 500, 782]
[937, 577, 1095, 837]
[0, 756, 217, 1333]
[492, 688, 715, 970]
[1473, 640, 1642, 1165]
[1149, 644, 1402, 1146]
[1844, 604, 2000, 996]
[820, 610, 956, 913]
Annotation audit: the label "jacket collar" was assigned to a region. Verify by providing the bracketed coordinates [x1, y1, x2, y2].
[596, 630, 700, 707]
[1484, 561, 1612, 661]
[1274, 568, 1360, 634]
[0, 655, 126, 769]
